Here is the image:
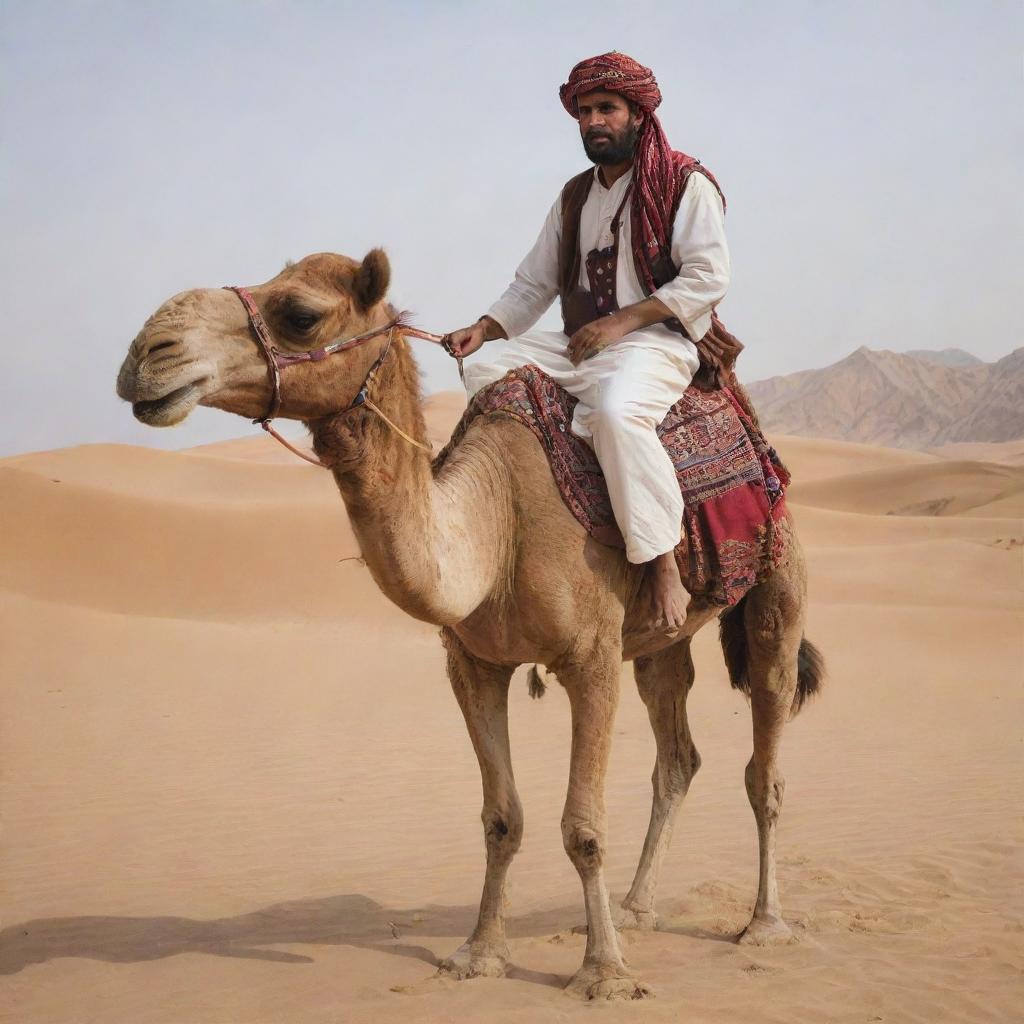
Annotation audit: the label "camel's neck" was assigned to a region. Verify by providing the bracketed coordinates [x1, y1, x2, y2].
[308, 337, 510, 625]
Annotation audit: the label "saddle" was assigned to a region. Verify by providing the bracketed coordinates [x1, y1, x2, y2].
[433, 366, 791, 608]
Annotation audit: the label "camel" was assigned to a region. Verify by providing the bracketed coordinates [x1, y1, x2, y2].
[116, 250, 823, 1001]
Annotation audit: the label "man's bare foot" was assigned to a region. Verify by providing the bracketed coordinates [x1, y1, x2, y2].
[646, 550, 688, 630]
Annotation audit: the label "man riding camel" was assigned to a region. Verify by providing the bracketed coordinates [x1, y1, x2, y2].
[445, 52, 735, 632]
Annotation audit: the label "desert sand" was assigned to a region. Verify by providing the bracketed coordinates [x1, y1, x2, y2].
[2, 394, 1022, 1023]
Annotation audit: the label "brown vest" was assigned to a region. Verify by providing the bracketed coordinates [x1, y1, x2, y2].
[556, 167, 743, 389]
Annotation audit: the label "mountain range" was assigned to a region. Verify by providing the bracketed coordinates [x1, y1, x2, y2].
[746, 346, 1024, 449]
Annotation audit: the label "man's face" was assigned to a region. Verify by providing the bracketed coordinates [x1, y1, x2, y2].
[577, 89, 643, 165]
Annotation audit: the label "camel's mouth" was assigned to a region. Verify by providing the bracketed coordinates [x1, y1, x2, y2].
[132, 380, 205, 426]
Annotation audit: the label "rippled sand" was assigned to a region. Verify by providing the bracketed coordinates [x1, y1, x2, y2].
[2, 400, 1021, 1023]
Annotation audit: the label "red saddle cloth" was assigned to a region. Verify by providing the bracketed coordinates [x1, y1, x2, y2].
[434, 366, 791, 608]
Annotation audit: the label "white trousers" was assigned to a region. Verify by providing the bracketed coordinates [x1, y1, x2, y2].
[463, 329, 697, 564]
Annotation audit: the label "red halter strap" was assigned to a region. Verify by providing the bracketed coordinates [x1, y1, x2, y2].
[223, 285, 460, 468]
[225, 285, 408, 423]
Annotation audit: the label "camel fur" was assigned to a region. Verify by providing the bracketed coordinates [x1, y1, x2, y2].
[116, 251, 823, 1001]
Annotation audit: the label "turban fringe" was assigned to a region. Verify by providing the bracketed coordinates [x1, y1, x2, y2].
[559, 52, 726, 300]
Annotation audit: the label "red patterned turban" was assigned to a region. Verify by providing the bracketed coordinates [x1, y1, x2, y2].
[558, 51, 663, 118]
[559, 52, 725, 299]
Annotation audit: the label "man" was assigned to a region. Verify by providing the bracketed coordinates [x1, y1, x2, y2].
[445, 52, 731, 631]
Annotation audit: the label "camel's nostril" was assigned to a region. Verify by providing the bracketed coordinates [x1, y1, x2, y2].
[148, 340, 177, 355]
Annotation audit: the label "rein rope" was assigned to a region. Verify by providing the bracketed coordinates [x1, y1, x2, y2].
[224, 286, 462, 469]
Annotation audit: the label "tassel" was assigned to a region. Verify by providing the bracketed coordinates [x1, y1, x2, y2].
[527, 665, 547, 700]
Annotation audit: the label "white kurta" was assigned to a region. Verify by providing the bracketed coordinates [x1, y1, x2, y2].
[464, 165, 730, 564]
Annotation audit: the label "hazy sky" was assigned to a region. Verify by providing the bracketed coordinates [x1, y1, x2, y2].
[1, 0, 1020, 456]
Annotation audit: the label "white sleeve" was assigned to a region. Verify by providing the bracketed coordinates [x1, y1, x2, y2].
[485, 197, 563, 339]
[651, 172, 730, 342]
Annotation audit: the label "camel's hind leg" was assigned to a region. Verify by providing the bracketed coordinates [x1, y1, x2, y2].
[438, 629, 521, 978]
[557, 640, 652, 1000]
[619, 640, 699, 930]
[735, 574, 805, 946]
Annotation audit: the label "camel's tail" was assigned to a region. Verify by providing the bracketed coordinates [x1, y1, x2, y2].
[527, 665, 548, 699]
[718, 593, 825, 716]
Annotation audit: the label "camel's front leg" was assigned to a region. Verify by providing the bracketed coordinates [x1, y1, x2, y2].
[738, 581, 803, 946]
[438, 629, 520, 979]
[559, 643, 652, 1001]
[620, 641, 699, 930]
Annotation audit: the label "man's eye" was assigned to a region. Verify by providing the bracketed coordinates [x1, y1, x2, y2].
[287, 310, 321, 331]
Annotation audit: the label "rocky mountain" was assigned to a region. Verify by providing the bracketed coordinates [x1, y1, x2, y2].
[746, 347, 1024, 449]
[903, 348, 984, 369]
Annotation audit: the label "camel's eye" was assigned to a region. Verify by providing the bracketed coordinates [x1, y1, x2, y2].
[286, 308, 321, 333]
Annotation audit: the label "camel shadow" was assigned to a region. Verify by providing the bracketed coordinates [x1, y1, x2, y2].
[655, 920, 740, 944]
[0, 892, 585, 985]
[0, 894, 452, 975]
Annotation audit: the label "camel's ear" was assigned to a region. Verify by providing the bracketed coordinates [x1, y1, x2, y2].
[353, 248, 391, 311]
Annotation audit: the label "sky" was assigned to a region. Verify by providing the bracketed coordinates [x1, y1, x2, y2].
[1, 0, 1020, 456]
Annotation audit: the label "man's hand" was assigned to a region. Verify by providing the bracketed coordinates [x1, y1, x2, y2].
[567, 297, 678, 364]
[567, 314, 628, 364]
[443, 316, 507, 358]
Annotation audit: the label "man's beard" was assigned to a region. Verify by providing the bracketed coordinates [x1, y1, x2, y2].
[582, 121, 640, 165]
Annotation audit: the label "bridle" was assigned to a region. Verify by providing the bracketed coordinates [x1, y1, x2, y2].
[224, 285, 460, 468]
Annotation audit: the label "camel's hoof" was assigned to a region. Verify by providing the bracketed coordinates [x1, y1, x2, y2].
[437, 941, 509, 980]
[738, 914, 795, 946]
[565, 961, 653, 1001]
[615, 905, 659, 931]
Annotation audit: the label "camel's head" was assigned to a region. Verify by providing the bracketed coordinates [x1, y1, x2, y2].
[117, 251, 392, 426]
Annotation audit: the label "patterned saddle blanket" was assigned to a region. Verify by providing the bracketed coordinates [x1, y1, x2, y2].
[434, 366, 791, 608]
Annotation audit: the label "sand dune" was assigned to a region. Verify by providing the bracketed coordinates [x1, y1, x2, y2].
[0, 456, 367, 622]
[422, 391, 469, 444]
[929, 438, 1024, 466]
[2, 415, 1021, 1023]
[4, 443, 335, 503]
[789, 459, 1024, 518]
[771, 433, 939, 482]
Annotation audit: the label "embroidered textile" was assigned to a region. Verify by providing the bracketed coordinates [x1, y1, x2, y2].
[435, 366, 791, 607]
